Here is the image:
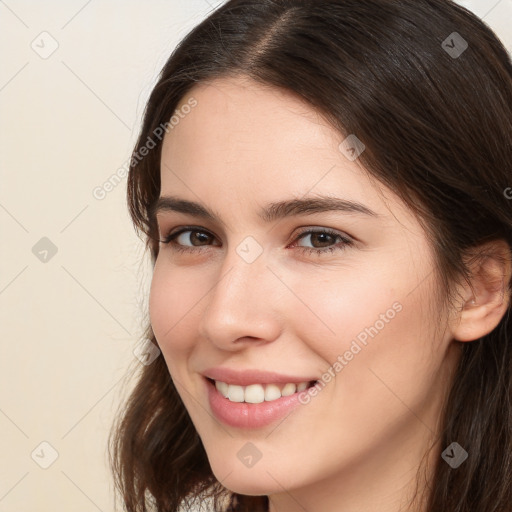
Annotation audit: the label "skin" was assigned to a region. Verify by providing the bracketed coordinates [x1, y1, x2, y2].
[148, 76, 510, 512]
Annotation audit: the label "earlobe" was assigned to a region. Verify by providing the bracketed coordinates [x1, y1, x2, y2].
[450, 239, 512, 343]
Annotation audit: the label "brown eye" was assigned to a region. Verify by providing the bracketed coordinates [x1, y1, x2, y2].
[292, 228, 354, 256]
[174, 230, 211, 246]
[160, 227, 217, 252]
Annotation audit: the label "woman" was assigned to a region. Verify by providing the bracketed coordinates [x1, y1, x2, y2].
[109, 1, 512, 511]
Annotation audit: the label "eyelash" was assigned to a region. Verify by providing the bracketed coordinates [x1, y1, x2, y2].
[158, 226, 354, 256]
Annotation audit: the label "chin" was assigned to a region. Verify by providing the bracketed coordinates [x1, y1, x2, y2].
[209, 459, 286, 496]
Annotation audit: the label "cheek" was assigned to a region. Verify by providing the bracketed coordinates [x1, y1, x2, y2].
[280, 263, 406, 357]
[148, 260, 202, 359]
[282, 260, 439, 394]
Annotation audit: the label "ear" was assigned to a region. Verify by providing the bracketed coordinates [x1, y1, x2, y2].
[450, 239, 512, 342]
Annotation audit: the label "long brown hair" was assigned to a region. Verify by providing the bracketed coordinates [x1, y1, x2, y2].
[108, 1, 512, 510]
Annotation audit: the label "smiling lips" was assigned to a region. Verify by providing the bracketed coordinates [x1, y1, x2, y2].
[202, 367, 319, 428]
[212, 379, 314, 403]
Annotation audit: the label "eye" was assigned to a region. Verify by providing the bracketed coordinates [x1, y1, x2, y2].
[159, 226, 218, 253]
[159, 226, 354, 256]
[291, 228, 354, 256]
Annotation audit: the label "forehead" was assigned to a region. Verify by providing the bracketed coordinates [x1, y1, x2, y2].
[164, 79, 366, 186]
[175, 75, 324, 125]
[166, 75, 343, 165]
[159, 76, 413, 230]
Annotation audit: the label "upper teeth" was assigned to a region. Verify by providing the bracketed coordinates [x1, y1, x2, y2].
[214, 380, 310, 403]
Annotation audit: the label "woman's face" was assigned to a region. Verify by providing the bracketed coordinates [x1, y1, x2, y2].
[149, 76, 461, 508]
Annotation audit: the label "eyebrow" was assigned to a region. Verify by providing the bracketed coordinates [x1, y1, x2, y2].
[151, 194, 379, 225]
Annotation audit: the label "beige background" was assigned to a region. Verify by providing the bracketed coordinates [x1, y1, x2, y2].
[0, 1, 510, 511]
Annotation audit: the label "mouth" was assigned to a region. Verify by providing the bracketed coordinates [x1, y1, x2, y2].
[204, 375, 318, 429]
[206, 377, 318, 404]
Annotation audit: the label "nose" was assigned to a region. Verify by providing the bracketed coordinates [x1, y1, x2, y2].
[198, 247, 282, 350]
